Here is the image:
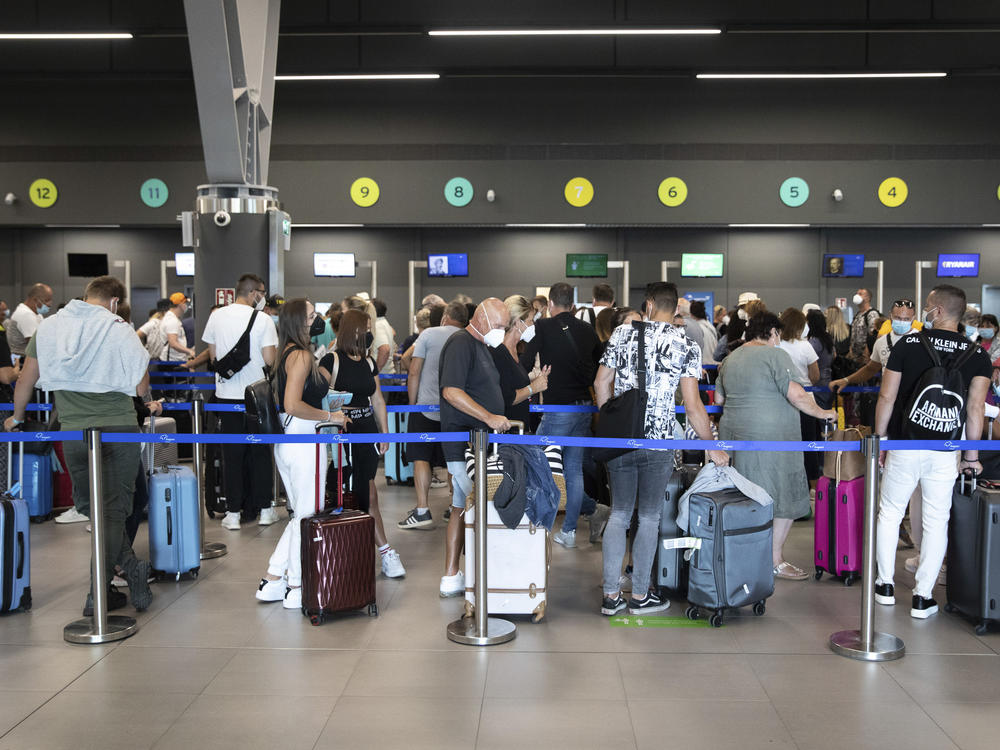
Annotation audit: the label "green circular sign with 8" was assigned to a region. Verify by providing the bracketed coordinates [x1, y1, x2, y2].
[444, 177, 473, 207]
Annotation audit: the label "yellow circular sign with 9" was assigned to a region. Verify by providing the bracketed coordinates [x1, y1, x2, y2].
[350, 177, 380, 207]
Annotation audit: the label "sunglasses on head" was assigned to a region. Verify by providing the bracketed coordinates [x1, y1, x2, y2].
[892, 299, 915, 309]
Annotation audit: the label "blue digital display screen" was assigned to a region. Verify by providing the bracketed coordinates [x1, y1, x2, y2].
[427, 253, 469, 278]
[937, 253, 980, 278]
[822, 253, 865, 278]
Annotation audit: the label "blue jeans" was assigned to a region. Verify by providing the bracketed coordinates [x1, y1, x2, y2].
[539, 410, 596, 532]
[602, 450, 673, 597]
[447, 460, 474, 509]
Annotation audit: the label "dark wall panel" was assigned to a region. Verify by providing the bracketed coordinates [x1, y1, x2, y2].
[359, 0, 615, 25]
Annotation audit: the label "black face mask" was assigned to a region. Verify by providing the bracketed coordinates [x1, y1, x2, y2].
[365, 332, 374, 349]
[309, 316, 326, 337]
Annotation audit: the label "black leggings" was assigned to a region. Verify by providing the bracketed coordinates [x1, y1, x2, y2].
[333, 415, 379, 513]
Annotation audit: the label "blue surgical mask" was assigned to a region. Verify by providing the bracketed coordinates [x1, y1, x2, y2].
[922, 308, 935, 329]
[891, 320, 911, 336]
[270, 314, 279, 325]
[965, 325, 978, 340]
[979, 327, 996, 340]
[38, 304, 50, 315]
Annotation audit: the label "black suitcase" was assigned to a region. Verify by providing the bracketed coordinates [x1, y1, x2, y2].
[656, 465, 699, 595]
[946, 475, 1000, 634]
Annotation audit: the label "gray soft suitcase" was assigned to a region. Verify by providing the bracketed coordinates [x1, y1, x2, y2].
[946, 475, 1000, 634]
[657, 465, 699, 595]
[683, 488, 774, 627]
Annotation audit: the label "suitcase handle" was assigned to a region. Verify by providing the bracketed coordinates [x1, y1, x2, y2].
[16, 531, 25, 578]
[166, 506, 173, 546]
[960, 470, 979, 493]
[315, 422, 344, 515]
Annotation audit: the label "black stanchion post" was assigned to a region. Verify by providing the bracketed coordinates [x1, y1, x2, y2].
[193, 396, 226, 560]
[447, 428, 516, 646]
[830, 433, 905, 661]
[64, 428, 138, 644]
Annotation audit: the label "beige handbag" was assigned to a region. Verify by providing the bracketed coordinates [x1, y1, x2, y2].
[822, 426, 870, 481]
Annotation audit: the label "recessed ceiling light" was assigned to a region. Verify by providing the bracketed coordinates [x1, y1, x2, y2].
[275, 73, 439, 81]
[728, 223, 811, 228]
[504, 223, 587, 228]
[0, 33, 133, 40]
[699, 72, 946, 79]
[430, 28, 720, 37]
[44, 224, 121, 228]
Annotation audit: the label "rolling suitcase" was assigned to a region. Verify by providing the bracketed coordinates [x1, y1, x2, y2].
[148, 466, 201, 580]
[384, 412, 414, 486]
[0, 482, 31, 613]
[300, 422, 377, 625]
[657, 465, 699, 595]
[946, 474, 1000, 634]
[12, 452, 53, 522]
[141, 415, 179, 474]
[463, 421, 550, 622]
[814, 475, 864, 585]
[52, 442, 74, 509]
[683, 488, 774, 627]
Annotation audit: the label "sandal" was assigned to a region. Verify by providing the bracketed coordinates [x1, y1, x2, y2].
[773, 561, 809, 581]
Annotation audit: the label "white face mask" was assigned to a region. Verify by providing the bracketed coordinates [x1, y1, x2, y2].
[520, 323, 536, 343]
[801, 323, 810, 340]
[737, 308, 749, 321]
[852, 294, 864, 306]
[254, 294, 266, 311]
[533, 311, 542, 322]
[722, 315, 731, 326]
[476, 307, 506, 348]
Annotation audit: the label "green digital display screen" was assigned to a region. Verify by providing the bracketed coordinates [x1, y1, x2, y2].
[681, 253, 724, 278]
[566, 253, 608, 278]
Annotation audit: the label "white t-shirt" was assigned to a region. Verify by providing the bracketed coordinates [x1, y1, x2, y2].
[373, 316, 395, 373]
[7, 303, 42, 356]
[777, 339, 819, 386]
[202, 304, 279, 399]
[160, 310, 187, 361]
[138, 317, 166, 358]
[871, 330, 908, 368]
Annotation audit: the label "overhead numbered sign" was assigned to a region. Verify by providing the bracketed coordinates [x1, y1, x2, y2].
[564, 177, 594, 207]
[658, 177, 688, 207]
[140, 178, 169, 208]
[779, 177, 809, 207]
[350, 177, 380, 207]
[29, 178, 57, 208]
[444, 177, 473, 207]
[878, 177, 908, 207]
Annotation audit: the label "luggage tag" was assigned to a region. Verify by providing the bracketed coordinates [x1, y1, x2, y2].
[661, 536, 702, 562]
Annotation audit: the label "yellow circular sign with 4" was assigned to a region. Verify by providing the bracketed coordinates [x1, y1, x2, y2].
[29, 178, 58, 208]
[878, 177, 908, 208]
[658, 177, 688, 207]
[350, 177, 380, 207]
[564, 177, 594, 207]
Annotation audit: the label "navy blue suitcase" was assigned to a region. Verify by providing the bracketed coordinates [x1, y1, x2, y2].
[1, 483, 32, 613]
[148, 466, 201, 581]
[12, 452, 53, 522]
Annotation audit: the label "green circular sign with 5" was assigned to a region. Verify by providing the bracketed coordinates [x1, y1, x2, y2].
[141, 178, 169, 208]
[444, 177, 473, 207]
[779, 177, 809, 207]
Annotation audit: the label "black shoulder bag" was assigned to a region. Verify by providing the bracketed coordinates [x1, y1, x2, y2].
[593, 321, 648, 463]
[213, 309, 260, 380]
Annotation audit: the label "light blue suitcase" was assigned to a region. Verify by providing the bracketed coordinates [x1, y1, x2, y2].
[384, 412, 414, 486]
[148, 466, 201, 581]
[0, 482, 31, 613]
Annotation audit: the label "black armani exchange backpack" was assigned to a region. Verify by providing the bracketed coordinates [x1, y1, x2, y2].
[902, 332, 978, 441]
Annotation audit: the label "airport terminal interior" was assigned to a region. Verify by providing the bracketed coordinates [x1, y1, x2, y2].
[2, 2, 1000, 749]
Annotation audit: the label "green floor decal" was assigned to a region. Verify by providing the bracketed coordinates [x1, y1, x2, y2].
[609, 615, 714, 628]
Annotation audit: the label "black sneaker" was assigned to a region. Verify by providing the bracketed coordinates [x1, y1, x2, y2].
[911, 595, 939, 619]
[874, 582, 895, 606]
[627, 591, 671, 615]
[443, 507, 452, 521]
[82, 587, 128, 617]
[397, 507, 433, 530]
[123, 559, 154, 612]
[601, 593, 628, 616]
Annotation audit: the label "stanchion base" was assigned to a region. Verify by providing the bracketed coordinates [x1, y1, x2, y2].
[447, 616, 517, 646]
[201, 542, 227, 560]
[64, 615, 138, 644]
[830, 629, 905, 662]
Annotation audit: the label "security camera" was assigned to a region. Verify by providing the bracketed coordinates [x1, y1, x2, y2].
[3, 192, 16, 206]
[486, 189, 496, 203]
[832, 188, 844, 202]
[213, 210, 231, 227]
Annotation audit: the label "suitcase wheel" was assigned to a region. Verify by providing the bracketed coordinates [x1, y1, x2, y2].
[709, 612, 724, 628]
[814, 568, 824, 581]
[752, 601, 766, 617]
[368, 603, 378, 617]
[944, 602, 957, 614]
[975, 622, 989, 636]
[843, 574, 856, 587]
[685, 605, 699, 621]
[310, 613, 325, 626]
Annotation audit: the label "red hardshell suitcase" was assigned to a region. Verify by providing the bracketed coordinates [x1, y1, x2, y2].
[814, 475, 864, 585]
[299, 425, 377, 625]
[52, 442, 74, 509]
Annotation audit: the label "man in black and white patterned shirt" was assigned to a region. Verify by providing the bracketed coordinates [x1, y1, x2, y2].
[594, 282, 727, 616]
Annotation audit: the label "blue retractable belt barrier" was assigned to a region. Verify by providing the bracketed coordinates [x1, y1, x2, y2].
[0, 403, 53, 411]
[387, 404, 440, 413]
[149, 384, 217, 391]
[379, 374, 407, 380]
[527, 403, 723, 415]
[149, 370, 215, 377]
[379, 385, 408, 392]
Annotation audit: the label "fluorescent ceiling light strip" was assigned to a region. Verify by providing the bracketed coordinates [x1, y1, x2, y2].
[699, 72, 945, 79]
[728, 223, 810, 228]
[275, 73, 439, 81]
[291, 223, 364, 228]
[44, 224, 121, 228]
[505, 223, 587, 228]
[429, 28, 720, 36]
[0, 33, 132, 40]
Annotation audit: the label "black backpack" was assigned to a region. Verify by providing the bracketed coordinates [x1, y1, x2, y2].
[213, 309, 259, 380]
[901, 332, 978, 441]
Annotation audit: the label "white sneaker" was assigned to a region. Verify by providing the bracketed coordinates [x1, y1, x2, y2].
[85, 523, 92, 533]
[256, 577, 287, 602]
[221, 512, 241, 531]
[904, 556, 919, 574]
[258, 507, 279, 526]
[552, 529, 577, 549]
[283, 586, 302, 610]
[440, 571, 465, 598]
[430, 475, 447, 489]
[112, 575, 128, 588]
[55, 507, 89, 524]
[381, 549, 406, 578]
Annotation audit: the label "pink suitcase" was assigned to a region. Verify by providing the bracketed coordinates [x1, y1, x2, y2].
[814, 475, 864, 585]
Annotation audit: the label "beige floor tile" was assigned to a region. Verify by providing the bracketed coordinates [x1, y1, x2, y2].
[343, 650, 488, 698]
[921, 702, 1000, 750]
[773, 698, 959, 750]
[65, 646, 236, 694]
[882, 654, 1000, 703]
[867, 607, 997, 655]
[125, 606, 272, 648]
[0, 691, 195, 750]
[0, 644, 112, 692]
[729, 615, 856, 654]
[314, 696, 481, 750]
[246, 604, 380, 649]
[152, 693, 334, 750]
[0, 690, 55, 737]
[629, 699, 797, 750]
[477, 698, 637, 750]
[486, 651, 625, 699]
[748, 653, 913, 704]
[618, 653, 767, 701]
[203, 648, 362, 696]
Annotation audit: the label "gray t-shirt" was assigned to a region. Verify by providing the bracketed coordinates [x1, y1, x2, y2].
[412, 324, 460, 420]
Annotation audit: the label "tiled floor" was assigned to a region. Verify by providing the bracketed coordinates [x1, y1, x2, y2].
[1, 474, 997, 750]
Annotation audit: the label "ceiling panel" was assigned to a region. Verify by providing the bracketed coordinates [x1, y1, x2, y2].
[277, 37, 360, 74]
[0, 43, 110, 72]
[361, 35, 615, 70]
[867, 0, 933, 21]
[111, 37, 190, 74]
[932, 0, 1000, 22]
[617, 34, 867, 69]
[2, 1, 40, 30]
[110, 1, 185, 29]
[358, 0, 615, 26]
[868, 32, 1000, 68]
[624, 0, 867, 24]
[280, 0, 330, 26]
[37, 0, 110, 28]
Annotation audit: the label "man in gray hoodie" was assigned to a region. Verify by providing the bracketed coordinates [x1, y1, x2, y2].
[5, 276, 154, 616]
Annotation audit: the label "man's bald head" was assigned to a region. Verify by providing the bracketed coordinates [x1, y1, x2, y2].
[26, 283, 53, 312]
[467, 297, 510, 343]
